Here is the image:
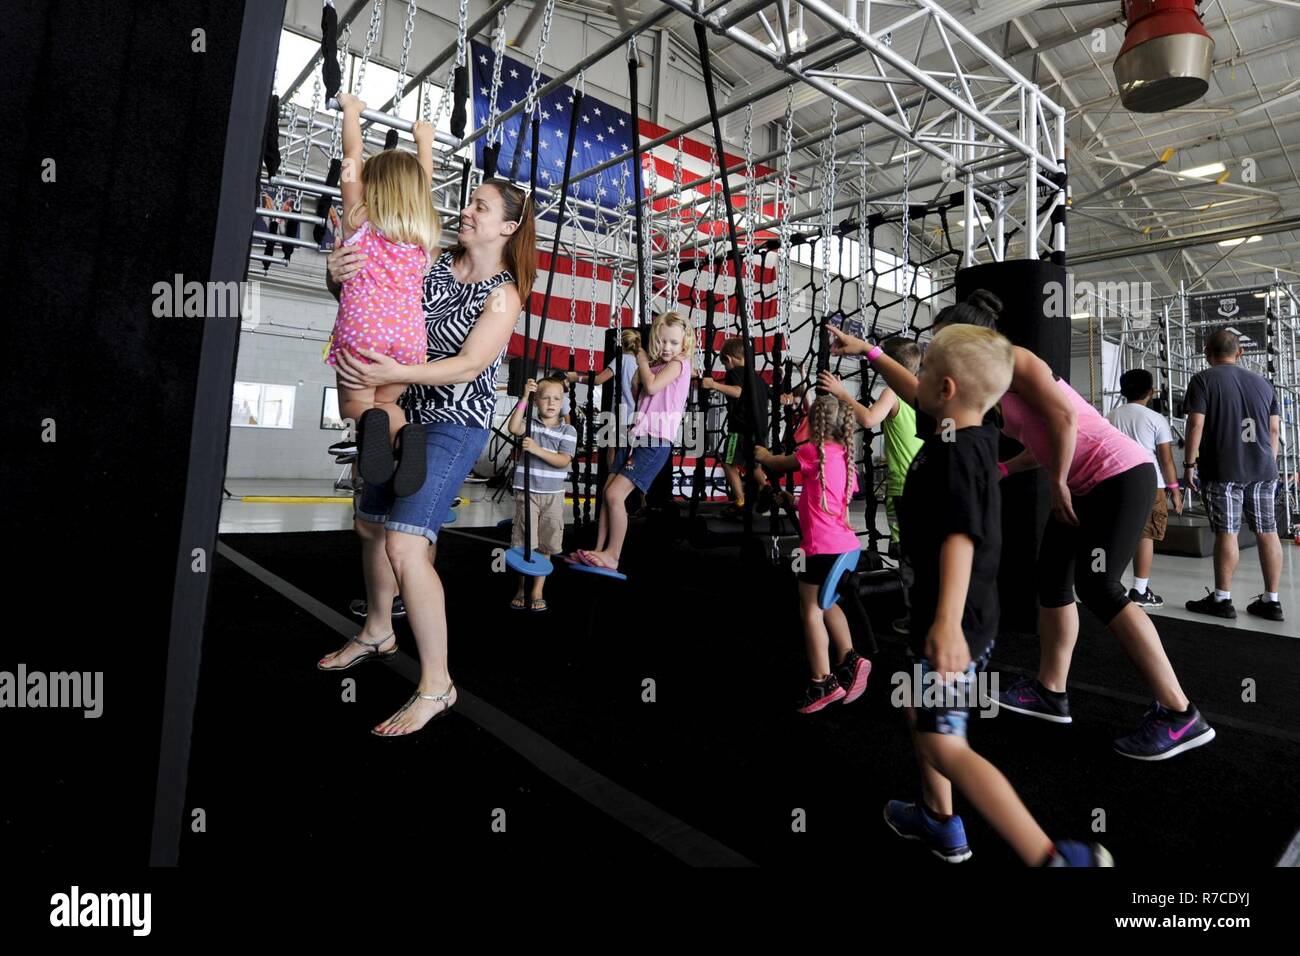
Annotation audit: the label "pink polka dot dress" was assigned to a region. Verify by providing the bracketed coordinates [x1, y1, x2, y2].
[326, 220, 428, 368]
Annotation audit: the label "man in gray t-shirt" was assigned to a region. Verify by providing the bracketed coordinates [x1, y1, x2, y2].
[1182, 329, 1284, 622]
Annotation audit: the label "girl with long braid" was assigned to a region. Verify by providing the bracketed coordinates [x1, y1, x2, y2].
[757, 394, 871, 713]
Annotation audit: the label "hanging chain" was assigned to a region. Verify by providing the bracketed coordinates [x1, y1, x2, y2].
[900, 149, 911, 305]
[294, 77, 322, 211]
[742, 103, 757, 331]
[485, 8, 508, 150]
[613, 161, 630, 334]
[857, 125, 869, 321]
[394, 0, 417, 109]
[588, 197, 601, 362]
[668, 136, 684, 315]
[327, 20, 352, 159]
[819, 74, 839, 325]
[568, 238, 579, 354]
[354, 0, 385, 98]
[429, 0, 469, 128]
[777, 86, 794, 343]
[521, 0, 559, 121]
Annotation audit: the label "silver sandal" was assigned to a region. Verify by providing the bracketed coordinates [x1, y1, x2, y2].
[316, 632, 397, 671]
[371, 682, 456, 737]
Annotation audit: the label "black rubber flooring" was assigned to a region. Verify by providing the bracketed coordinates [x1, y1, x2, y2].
[188, 519, 1300, 867]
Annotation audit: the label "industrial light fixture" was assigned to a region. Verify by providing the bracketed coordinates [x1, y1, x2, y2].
[1216, 235, 1262, 247]
[1236, 88, 1300, 119]
[1178, 161, 1226, 179]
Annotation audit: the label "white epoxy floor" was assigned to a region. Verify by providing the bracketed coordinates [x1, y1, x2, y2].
[219, 478, 1299, 639]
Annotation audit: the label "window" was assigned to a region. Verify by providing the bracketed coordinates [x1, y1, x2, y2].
[791, 234, 932, 300]
[232, 382, 296, 429]
[321, 387, 345, 430]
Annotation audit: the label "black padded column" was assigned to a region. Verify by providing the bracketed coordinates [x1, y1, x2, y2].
[956, 260, 1069, 634]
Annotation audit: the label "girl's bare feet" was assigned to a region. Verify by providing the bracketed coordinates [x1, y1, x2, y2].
[580, 549, 618, 570]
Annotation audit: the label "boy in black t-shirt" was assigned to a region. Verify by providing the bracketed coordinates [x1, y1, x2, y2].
[887, 325, 1111, 867]
[701, 337, 771, 517]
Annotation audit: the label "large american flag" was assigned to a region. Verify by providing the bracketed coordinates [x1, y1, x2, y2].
[472, 42, 787, 373]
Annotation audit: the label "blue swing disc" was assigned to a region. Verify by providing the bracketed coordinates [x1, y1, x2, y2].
[818, 550, 860, 611]
[504, 547, 554, 577]
[567, 558, 627, 581]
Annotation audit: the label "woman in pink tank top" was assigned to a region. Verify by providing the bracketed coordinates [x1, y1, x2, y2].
[826, 290, 1213, 761]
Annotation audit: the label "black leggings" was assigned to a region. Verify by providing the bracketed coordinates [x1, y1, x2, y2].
[1037, 464, 1155, 625]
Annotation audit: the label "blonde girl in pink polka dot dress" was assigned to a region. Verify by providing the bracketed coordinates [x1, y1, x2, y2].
[330, 92, 441, 487]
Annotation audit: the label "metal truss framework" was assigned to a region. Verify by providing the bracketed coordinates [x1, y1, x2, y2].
[257, 0, 1068, 297]
[1076, 276, 1300, 536]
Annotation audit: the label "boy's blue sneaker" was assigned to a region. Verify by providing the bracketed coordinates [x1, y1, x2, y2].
[883, 801, 972, 863]
[1112, 702, 1215, 761]
[1046, 840, 1114, 867]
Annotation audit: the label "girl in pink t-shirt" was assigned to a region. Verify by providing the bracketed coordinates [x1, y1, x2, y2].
[574, 312, 694, 574]
[757, 395, 872, 714]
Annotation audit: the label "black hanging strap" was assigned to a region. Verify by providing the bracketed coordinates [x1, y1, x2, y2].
[694, 22, 762, 541]
[517, 88, 583, 562]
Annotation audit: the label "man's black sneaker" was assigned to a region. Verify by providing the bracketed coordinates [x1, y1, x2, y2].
[1129, 587, 1164, 608]
[1185, 590, 1236, 619]
[1246, 596, 1285, 621]
[350, 596, 406, 619]
[1113, 702, 1215, 761]
[997, 678, 1072, 724]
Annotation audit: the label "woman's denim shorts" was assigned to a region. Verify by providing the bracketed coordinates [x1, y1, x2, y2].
[355, 422, 489, 544]
[611, 440, 671, 493]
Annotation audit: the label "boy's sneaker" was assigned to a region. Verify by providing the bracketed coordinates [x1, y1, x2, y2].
[883, 801, 972, 863]
[998, 678, 1072, 724]
[834, 650, 872, 704]
[329, 440, 357, 462]
[1046, 840, 1114, 867]
[1112, 702, 1215, 761]
[1246, 596, 1285, 621]
[1185, 589, 1236, 619]
[1129, 587, 1164, 608]
[796, 675, 846, 714]
[350, 596, 407, 619]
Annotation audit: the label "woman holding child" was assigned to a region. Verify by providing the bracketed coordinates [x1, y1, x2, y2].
[317, 176, 537, 738]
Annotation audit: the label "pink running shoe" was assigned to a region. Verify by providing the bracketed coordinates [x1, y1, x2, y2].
[834, 650, 872, 704]
[797, 675, 847, 714]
